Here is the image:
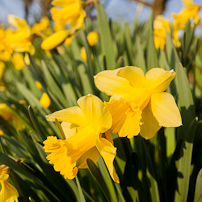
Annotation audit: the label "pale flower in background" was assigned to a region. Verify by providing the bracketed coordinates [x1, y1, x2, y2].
[80, 47, 87, 61]
[40, 92, 51, 108]
[153, 15, 180, 49]
[41, 0, 87, 50]
[172, 0, 201, 29]
[87, 31, 99, 46]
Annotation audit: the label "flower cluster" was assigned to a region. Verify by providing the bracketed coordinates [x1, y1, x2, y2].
[44, 66, 182, 182]
[153, 0, 202, 49]
[41, 0, 87, 50]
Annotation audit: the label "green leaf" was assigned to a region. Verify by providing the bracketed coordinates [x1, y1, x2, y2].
[95, 2, 116, 70]
[115, 183, 126, 202]
[166, 32, 195, 137]
[174, 118, 197, 202]
[76, 176, 86, 202]
[87, 159, 111, 202]
[124, 23, 134, 65]
[97, 157, 118, 202]
[16, 83, 49, 118]
[194, 169, 202, 202]
[28, 106, 47, 141]
[50, 51, 78, 104]
[71, 37, 94, 95]
[146, 15, 158, 70]
[143, 141, 160, 202]
[181, 20, 195, 67]
[30, 132, 79, 201]
[0, 152, 42, 184]
[41, 60, 68, 107]
[134, 37, 146, 72]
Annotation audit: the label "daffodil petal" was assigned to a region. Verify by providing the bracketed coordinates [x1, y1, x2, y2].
[150, 92, 182, 127]
[7, 15, 28, 30]
[52, 0, 75, 7]
[145, 68, 176, 93]
[0, 174, 19, 202]
[77, 147, 99, 169]
[104, 130, 114, 145]
[77, 94, 112, 133]
[0, 174, 9, 181]
[140, 103, 161, 140]
[94, 68, 132, 96]
[46, 106, 87, 127]
[95, 136, 119, 183]
[117, 66, 146, 88]
[61, 122, 78, 139]
[41, 30, 70, 50]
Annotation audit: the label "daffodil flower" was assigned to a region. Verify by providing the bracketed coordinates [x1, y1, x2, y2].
[0, 62, 5, 78]
[11, 53, 25, 70]
[40, 92, 51, 109]
[0, 165, 19, 202]
[0, 103, 24, 130]
[41, 0, 86, 50]
[87, 31, 99, 46]
[172, 0, 201, 29]
[7, 15, 35, 54]
[43, 94, 119, 183]
[0, 27, 13, 61]
[80, 47, 87, 61]
[7, 15, 50, 53]
[51, 0, 86, 32]
[94, 66, 182, 140]
[153, 15, 180, 50]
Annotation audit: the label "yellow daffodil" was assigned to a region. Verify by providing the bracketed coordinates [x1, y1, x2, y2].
[87, 31, 99, 46]
[24, 53, 30, 65]
[172, 0, 201, 29]
[0, 62, 5, 78]
[80, 47, 87, 61]
[0, 165, 19, 202]
[153, 15, 180, 49]
[40, 92, 51, 108]
[43, 94, 119, 182]
[41, 30, 70, 50]
[0, 103, 24, 130]
[51, 0, 86, 32]
[35, 81, 42, 89]
[94, 66, 182, 140]
[64, 36, 74, 46]
[0, 130, 3, 136]
[41, 0, 86, 50]
[7, 15, 50, 54]
[0, 27, 13, 61]
[7, 15, 35, 54]
[31, 16, 49, 35]
[11, 53, 25, 70]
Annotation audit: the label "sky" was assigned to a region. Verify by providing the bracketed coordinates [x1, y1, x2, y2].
[0, 0, 202, 26]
